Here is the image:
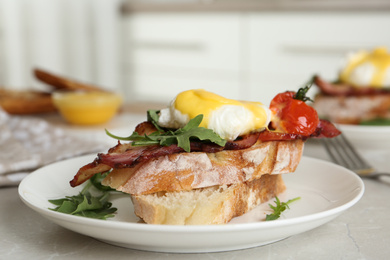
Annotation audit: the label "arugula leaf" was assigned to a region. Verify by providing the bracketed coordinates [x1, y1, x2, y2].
[106, 113, 226, 152]
[49, 176, 117, 220]
[90, 172, 115, 192]
[53, 200, 78, 213]
[147, 109, 164, 131]
[173, 115, 226, 152]
[265, 196, 300, 221]
[72, 193, 103, 214]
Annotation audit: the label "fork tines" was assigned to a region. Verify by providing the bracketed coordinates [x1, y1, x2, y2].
[321, 133, 375, 176]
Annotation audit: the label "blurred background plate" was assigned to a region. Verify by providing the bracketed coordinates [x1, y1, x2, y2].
[338, 124, 390, 150]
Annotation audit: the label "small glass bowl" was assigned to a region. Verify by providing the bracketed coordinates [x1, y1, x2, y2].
[52, 91, 123, 125]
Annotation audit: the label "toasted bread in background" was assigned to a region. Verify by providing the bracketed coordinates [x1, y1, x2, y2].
[33, 68, 103, 92]
[131, 174, 285, 225]
[0, 89, 57, 114]
[0, 68, 105, 115]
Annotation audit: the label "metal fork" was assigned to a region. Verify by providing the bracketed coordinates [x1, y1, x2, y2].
[321, 133, 390, 179]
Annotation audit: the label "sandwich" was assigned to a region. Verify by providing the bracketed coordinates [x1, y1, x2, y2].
[313, 47, 390, 125]
[70, 87, 340, 225]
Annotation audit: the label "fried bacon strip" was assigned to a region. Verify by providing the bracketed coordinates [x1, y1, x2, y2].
[314, 75, 390, 96]
[256, 119, 340, 141]
[70, 119, 340, 187]
[97, 132, 261, 170]
[70, 162, 111, 188]
[310, 119, 341, 138]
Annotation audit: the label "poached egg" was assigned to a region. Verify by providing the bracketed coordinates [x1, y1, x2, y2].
[158, 89, 271, 141]
[339, 47, 390, 88]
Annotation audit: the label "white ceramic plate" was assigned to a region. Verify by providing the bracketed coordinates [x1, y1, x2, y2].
[338, 124, 390, 150]
[18, 155, 364, 253]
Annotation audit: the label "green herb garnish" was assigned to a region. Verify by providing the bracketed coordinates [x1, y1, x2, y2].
[89, 171, 116, 192]
[105, 111, 226, 152]
[49, 172, 117, 220]
[147, 109, 164, 131]
[294, 78, 314, 102]
[265, 196, 300, 221]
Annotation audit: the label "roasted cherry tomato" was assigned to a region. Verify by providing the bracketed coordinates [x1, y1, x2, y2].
[270, 86, 319, 136]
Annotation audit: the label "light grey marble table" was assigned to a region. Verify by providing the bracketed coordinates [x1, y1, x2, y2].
[1, 120, 389, 259]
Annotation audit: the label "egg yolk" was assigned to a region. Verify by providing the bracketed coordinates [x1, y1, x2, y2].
[173, 89, 269, 131]
[339, 47, 390, 88]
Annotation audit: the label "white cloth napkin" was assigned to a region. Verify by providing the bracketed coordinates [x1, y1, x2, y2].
[0, 109, 107, 186]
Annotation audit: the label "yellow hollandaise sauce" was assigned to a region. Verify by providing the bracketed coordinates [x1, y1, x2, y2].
[53, 91, 122, 125]
[339, 47, 390, 88]
[159, 89, 271, 140]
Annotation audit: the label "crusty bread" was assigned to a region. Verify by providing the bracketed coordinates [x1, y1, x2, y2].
[102, 139, 303, 195]
[34, 68, 103, 92]
[0, 89, 57, 114]
[131, 173, 285, 225]
[313, 93, 390, 124]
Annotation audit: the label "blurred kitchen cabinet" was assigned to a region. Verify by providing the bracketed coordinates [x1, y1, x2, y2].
[247, 12, 390, 104]
[122, 13, 246, 102]
[123, 11, 390, 104]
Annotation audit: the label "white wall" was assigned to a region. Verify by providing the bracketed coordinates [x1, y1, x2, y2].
[2, 3, 390, 105]
[123, 12, 390, 104]
[0, 0, 123, 92]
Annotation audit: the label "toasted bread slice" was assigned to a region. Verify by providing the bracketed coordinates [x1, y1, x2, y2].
[102, 139, 303, 195]
[131, 173, 285, 225]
